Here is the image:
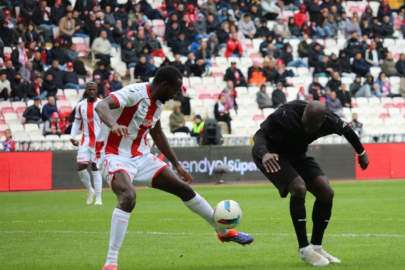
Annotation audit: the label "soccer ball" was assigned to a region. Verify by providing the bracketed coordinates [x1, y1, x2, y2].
[213, 200, 243, 229]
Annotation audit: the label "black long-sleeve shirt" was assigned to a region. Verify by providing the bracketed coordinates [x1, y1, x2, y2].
[253, 100, 364, 158]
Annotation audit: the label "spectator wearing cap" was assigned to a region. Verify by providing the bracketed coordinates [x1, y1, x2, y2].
[32, 1, 55, 42]
[58, 11, 75, 43]
[0, 71, 11, 100]
[183, 22, 197, 45]
[308, 43, 322, 68]
[296, 86, 307, 101]
[63, 62, 84, 91]
[74, 53, 90, 79]
[92, 30, 112, 66]
[110, 73, 123, 92]
[12, 21, 25, 45]
[224, 61, 247, 87]
[185, 4, 197, 23]
[239, 13, 256, 39]
[42, 73, 58, 98]
[121, 30, 135, 50]
[25, 24, 39, 45]
[272, 82, 287, 108]
[44, 112, 62, 136]
[225, 32, 243, 58]
[42, 96, 57, 121]
[3, 10, 16, 30]
[256, 84, 273, 109]
[195, 13, 207, 35]
[248, 61, 266, 86]
[112, 21, 125, 45]
[273, 60, 293, 86]
[23, 97, 42, 124]
[27, 76, 46, 100]
[261, 0, 280, 21]
[11, 38, 28, 71]
[122, 41, 138, 69]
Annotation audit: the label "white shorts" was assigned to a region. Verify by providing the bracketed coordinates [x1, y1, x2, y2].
[77, 145, 96, 164]
[100, 153, 168, 188]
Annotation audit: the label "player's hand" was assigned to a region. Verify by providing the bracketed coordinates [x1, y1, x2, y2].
[262, 153, 280, 173]
[111, 124, 130, 138]
[175, 165, 193, 184]
[70, 138, 79, 146]
[358, 152, 369, 170]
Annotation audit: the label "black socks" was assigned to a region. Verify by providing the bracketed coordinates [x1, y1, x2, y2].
[311, 199, 333, 246]
[290, 196, 309, 248]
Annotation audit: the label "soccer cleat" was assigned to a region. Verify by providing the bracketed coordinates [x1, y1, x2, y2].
[313, 247, 341, 263]
[86, 190, 95, 205]
[299, 246, 329, 267]
[217, 229, 254, 246]
[94, 199, 103, 205]
[102, 265, 118, 270]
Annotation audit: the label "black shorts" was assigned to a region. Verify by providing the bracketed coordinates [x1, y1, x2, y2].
[252, 149, 324, 198]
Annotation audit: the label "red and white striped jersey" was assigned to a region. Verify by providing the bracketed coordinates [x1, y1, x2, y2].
[96, 83, 163, 158]
[74, 98, 102, 148]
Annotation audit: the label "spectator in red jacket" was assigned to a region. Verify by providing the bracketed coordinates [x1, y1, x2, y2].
[186, 4, 197, 23]
[294, 5, 308, 28]
[225, 33, 243, 58]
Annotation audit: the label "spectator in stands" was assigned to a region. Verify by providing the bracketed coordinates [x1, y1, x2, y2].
[134, 55, 148, 82]
[288, 17, 301, 37]
[396, 53, 405, 77]
[206, 14, 218, 34]
[13, 21, 25, 46]
[44, 112, 62, 136]
[374, 72, 393, 97]
[207, 33, 219, 56]
[274, 15, 293, 39]
[115, 4, 129, 28]
[309, 43, 322, 68]
[344, 17, 361, 39]
[122, 41, 138, 69]
[2, 129, 15, 151]
[345, 32, 363, 58]
[10, 73, 29, 101]
[50, 40, 68, 68]
[171, 53, 189, 77]
[248, 61, 266, 86]
[222, 81, 237, 111]
[239, 13, 256, 39]
[147, 31, 164, 58]
[42, 96, 57, 121]
[225, 33, 243, 58]
[272, 82, 287, 108]
[63, 62, 84, 91]
[23, 97, 42, 124]
[0, 71, 11, 100]
[32, 1, 55, 42]
[190, 34, 203, 54]
[185, 52, 203, 77]
[256, 19, 272, 39]
[174, 86, 191, 115]
[308, 0, 322, 26]
[217, 21, 230, 47]
[4, 60, 15, 82]
[326, 91, 344, 117]
[195, 13, 207, 35]
[260, 35, 274, 58]
[298, 34, 310, 58]
[31, 52, 44, 73]
[58, 112, 70, 134]
[21, 0, 35, 18]
[256, 84, 273, 109]
[324, 15, 338, 38]
[377, 0, 392, 23]
[110, 73, 123, 92]
[294, 5, 308, 28]
[190, 115, 204, 144]
[11, 39, 28, 71]
[93, 61, 110, 82]
[381, 52, 398, 77]
[365, 41, 382, 67]
[326, 72, 342, 92]
[350, 75, 372, 98]
[309, 79, 326, 101]
[74, 53, 90, 80]
[370, 17, 383, 38]
[313, 54, 331, 78]
[92, 30, 112, 66]
[42, 73, 58, 98]
[214, 95, 232, 134]
[352, 53, 369, 77]
[362, 6, 374, 23]
[66, 43, 79, 63]
[381, 16, 394, 38]
[172, 32, 190, 56]
[59, 11, 75, 43]
[337, 83, 351, 108]
[349, 113, 363, 137]
[195, 40, 211, 70]
[27, 76, 45, 100]
[360, 18, 372, 38]
[112, 20, 125, 45]
[45, 60, 64, 89]
[1, 20, 13, 47]
[261, 0, 280, 20]
[296, 86, 307, 101]
[224, 62, 247, 87]
[134, 30, 147, 55]
[72, 10, 87, 38]
[170, 104, 190, 134]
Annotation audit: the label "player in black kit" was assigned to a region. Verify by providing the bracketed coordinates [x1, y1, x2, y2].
[252, 100, 369, 266]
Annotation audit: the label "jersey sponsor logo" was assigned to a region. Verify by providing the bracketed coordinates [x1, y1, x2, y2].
[116, 163, 126, 168]
[134, 114, 154, 128]
[78, 157, 85, 160]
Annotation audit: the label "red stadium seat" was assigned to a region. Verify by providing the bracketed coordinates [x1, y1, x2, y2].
[199, 94, 213, 100]
[76, 43, 88, 54]
[253, 115, 265, 121]
[16, 107, 27, 115]
[0, 119, 5, 124]
[56, 94, 67, 100]
[212, 72, 224, 78]
[1, 107, 14, 115]
[379, 113, 390, 119]
[59, 106, 72, 116]
[0, 130, 4, 138]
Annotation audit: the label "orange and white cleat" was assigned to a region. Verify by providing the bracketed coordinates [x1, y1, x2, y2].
[102, 265, 118, 270]
[217, 229, 254, 246]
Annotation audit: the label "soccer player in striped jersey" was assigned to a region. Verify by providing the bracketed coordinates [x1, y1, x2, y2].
[70, 82, 103, 205]
[95, 67, 253, 270]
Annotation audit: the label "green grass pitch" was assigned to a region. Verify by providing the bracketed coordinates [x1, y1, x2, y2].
[0, 180, 404, 270]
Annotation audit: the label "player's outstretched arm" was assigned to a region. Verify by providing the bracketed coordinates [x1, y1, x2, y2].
[150, 121, 193, 184]
[95, 97, 130, 138]
[253, 129, 280, 173]
[343, 128, 369, 170]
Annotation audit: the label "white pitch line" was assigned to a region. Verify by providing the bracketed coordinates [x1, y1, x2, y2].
[1, 231, 404, 238]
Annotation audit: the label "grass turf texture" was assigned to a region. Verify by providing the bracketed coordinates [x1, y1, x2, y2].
[0, 181, 404, 270]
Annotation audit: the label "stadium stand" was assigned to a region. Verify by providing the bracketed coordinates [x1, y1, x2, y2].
[0, 0, 405, 150]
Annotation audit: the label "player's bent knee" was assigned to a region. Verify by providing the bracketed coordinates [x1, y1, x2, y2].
[289, 177, 307, 198]
[178, 183, 196, 201]
[321, 188, 334, 203]
[119, 190, 136, 212]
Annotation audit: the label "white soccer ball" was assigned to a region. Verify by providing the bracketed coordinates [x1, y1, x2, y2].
[213, 200, 243, 229]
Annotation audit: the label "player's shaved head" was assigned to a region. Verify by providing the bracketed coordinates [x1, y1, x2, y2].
[302, 101, 326, 134]
[151, 66, 183, 103]
[153, 66, 183, 87]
